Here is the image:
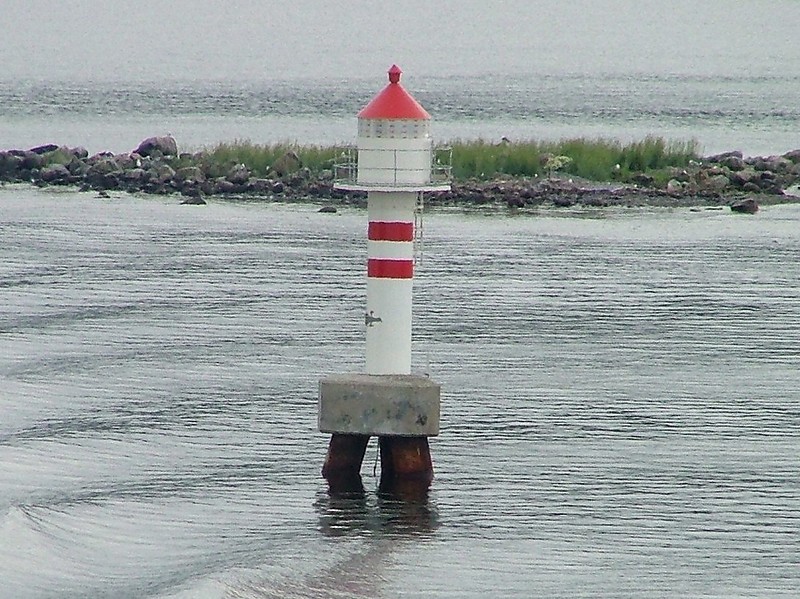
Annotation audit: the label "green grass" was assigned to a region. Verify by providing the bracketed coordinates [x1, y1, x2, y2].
[191, 141, 348, 178]
[448, 136, 700, 181]
[182, 136, 700, 183]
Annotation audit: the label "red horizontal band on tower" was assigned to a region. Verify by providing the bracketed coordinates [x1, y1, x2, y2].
[367, 258, 414, 279]
[368, 221, 414, 242]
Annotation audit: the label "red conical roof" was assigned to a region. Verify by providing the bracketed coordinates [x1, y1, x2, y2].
[357, 65, 430, 120]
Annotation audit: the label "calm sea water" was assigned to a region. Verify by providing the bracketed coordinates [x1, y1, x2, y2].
[2, 1, 800, 156]
[2, 1, 800, 595]
[2, 72, 800, 158]
[1, 186, 798, 598]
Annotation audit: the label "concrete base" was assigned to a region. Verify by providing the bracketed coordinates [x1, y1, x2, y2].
[318, 374, 440, 437]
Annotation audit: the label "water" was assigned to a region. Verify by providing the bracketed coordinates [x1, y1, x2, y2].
[3, 72, 799, 157]
[2, 1, 800, 595]
[2, 0, 800, 155]
[1, 186, 799, 597]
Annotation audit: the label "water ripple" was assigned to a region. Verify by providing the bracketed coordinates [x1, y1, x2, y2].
[1, 190, 798, 598]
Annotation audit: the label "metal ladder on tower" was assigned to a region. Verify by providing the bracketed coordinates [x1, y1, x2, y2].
[413, 191, 424, 266]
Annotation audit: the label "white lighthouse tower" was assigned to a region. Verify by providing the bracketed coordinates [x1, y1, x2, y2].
[318, 65, 450, 492]
[339, 64, 450, 374]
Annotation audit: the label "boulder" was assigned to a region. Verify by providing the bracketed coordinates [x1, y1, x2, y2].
[306, 182, 330, 197]
[39, 164, 71, 184]
[213, 179, 237, 194]
[667, 167, 691, 183]
[755, 156, 792, 173]
[129, 153, 152, 170]
[730, 198, 759, 214]
[758, 170, 776, 182]
[631, 173, 655, 186]
[226, 163, 250, 185]
[88, 151, 116, 161]
[701, 174, 730, 193]
[70, 146, 89, 160]
[703, 165, 729, 177]
[0, 152, 23, 179]
[86, 157, 121, 178]
[67, 158, 89, 176]
[666, 179, 686, 195]
[783, 149, 800, 164]
[121, 168, 149, 184]
[175, 166, 205, 186]
[729, 168, 758, 187]
[134, 135, 178, 157]
[148, 163, 176, 185]
[270, 151, 302, 177]
[552, 196, 575, 207]
[718, 155, 745, 171]
[249, 178, 273, 193]
[116, 153, 147, 170]
[20, 151, 45, 171]
[707, 150, 743, 163]
[29, 143, 59, 155]
[769, 156, 793, 173]
[85, 159, 124, 189]
[84, 154, 123, 189]
[37, 147, 69, 167]
[93, 173, 122, 190]
[287, 172, 307, 190]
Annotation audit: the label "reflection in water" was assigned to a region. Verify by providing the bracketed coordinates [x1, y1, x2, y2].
[317, 475, 369, 539]
[229, 480, 438, 598]
[317, 474, 438, 539]
[376, 478, 438, 540]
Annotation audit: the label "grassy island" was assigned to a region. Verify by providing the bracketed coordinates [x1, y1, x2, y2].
[3, 135, 799, 209]
[197, 136, 700, 185]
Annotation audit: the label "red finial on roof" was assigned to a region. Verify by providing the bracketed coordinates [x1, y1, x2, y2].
[357, 64, 430, 120]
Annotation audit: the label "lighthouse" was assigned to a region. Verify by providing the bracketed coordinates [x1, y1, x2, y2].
[318, 65, 450, 493]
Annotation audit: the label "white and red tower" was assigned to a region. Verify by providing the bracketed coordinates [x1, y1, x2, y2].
[347, 64, 450, 374]
[318, 65, 450, 494]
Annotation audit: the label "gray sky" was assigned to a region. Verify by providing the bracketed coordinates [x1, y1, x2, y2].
[2, 0, 799, 82]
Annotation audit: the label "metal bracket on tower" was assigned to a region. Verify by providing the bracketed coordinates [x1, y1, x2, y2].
[365, 311, 382, 327]
[414, 191, 424, 266]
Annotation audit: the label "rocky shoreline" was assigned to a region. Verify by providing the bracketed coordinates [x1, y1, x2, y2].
[2, 136, 800, 212]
